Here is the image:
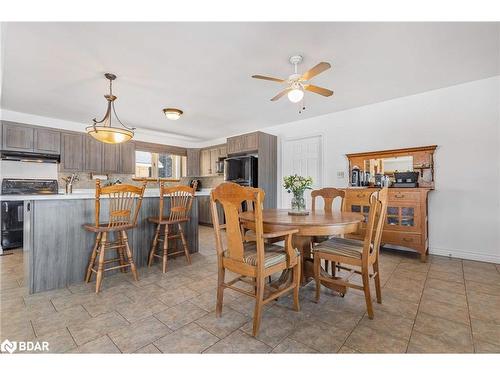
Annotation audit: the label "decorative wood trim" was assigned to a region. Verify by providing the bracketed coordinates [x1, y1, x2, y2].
[134, 141, 187, 156]
[346, 145, 437, 158]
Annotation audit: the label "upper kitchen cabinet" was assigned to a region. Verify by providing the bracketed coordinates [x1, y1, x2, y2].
[1, 121, 60, 154]
[200, 144, 226, 176]
[102, 143, 120, 173]
[60, 132, 84, 172]
[186, 148, 201, 177]
[84, 136, 103, 172]
[227, 131, 259, 155]
[119, 141, 136, 174]
[1, 121, 35, 152]
[34, 128, 61, 154]
[83, 136, 134, 174]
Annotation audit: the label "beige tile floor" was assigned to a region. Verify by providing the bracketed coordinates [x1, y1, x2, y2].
[1, 225, 500, 353]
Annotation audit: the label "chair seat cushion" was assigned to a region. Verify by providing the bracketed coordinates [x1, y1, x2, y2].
[313, 237, 364, 259]
[312, 235, 330, 244]
[225, 242, 299, 268]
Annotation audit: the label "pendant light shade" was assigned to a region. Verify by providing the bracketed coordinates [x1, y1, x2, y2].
[86, 73, 135, 144]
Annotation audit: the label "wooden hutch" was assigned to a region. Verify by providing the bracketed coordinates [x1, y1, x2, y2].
[344, 145, 437, 261]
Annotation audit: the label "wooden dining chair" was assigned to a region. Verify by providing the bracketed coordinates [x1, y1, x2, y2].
[210, 182, 301, 336]
[84, 180, 147, 293]
[313, 187, 389, 319]
[147, 184, 195, 273]
[311, 187, 346, 213]
[311, 187, 346, 272]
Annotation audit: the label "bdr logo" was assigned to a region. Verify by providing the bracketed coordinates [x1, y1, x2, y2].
[1, 339, 49, 353]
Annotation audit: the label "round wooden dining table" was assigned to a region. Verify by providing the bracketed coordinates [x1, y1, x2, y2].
[239, 208, 365, 294]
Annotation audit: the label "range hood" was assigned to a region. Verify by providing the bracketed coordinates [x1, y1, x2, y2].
[1, 151, 60, 164]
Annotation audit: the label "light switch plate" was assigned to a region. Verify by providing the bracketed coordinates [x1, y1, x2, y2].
[337, 171, 345, 179]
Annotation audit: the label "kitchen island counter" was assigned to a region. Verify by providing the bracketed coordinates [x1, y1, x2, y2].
[20, 194, 200, 293]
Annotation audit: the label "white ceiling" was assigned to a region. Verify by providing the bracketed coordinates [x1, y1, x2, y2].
[1, 22, 499, 143]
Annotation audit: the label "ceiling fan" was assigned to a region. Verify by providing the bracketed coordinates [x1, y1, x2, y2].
[252, 55, 333, 103]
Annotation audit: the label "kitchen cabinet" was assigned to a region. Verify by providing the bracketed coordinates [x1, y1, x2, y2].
[198, 195, 224, 225]
[34, 128, 60, 154]
[84, 136, 103, 172]
[227, 132, 259, 155]
[1, 122, 35, 152]
[119, 141, 136, 174]
[200, 149, 211, 176]
[1, 122, 60, 154]
[186, 148, 201, 177]
[83, 136, 133, 174]
[102, 143, 120, 173]
[60, 132, 84, 172]
[344, 188, 430, 261]
[200, 144, 226, 176]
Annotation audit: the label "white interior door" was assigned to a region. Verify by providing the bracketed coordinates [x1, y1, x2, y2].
[281, 135, 323, 209]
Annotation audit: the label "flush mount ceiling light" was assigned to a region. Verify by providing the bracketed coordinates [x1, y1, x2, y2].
[86, 73, 135, 144]
[163, 108, 183, 121]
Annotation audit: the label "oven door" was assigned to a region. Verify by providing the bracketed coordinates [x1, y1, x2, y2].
[1, 201, 24, 249]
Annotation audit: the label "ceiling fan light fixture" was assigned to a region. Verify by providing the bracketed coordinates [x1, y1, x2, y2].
[287, 88, 304, 103]
[163, 108, 183, 120]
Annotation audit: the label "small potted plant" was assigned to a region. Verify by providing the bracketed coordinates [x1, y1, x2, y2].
[283, 174, 313, 215]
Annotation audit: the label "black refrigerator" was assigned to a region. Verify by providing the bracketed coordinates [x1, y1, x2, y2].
[224, 155, 258, 187]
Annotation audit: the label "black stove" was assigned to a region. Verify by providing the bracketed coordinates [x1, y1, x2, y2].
[1, 179, 58, 250]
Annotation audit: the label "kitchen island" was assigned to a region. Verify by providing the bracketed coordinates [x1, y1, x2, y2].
[1, 189, 207, 293]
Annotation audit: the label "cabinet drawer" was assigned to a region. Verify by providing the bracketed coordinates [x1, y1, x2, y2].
[382, 231, 422, 246]
[345, 189, 373, 203]
[389, 190, 420, 202]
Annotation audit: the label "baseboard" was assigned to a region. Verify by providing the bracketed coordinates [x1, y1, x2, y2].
[430, 246, 500, 264]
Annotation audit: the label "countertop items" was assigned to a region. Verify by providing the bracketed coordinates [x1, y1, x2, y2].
[0, 188, 212, 201]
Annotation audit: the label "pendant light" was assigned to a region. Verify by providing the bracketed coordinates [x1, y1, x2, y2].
[86, 73, 135, 144]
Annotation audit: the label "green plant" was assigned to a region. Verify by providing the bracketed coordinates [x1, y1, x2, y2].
[283, 174, 313, 195]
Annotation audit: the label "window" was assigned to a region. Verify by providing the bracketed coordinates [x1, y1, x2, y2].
[135, 151, 186, 179]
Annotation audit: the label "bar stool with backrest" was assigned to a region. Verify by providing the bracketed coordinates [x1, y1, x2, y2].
[210, 182, 301, 336]
[313, 187, 389, 319]
[84, 180, 147, 293]
[147, 184, 195, 273]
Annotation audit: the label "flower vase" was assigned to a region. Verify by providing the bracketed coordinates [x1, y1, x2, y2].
[288, 190, 309, 216]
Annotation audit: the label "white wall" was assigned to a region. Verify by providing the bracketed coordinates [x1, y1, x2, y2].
[265, 76, 500, 263]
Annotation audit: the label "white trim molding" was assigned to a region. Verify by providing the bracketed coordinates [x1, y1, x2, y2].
[429, 246, 500, 264]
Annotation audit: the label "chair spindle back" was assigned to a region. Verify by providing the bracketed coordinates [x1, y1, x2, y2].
[95, 180, 147, 228]
[158, 184, 196, 222]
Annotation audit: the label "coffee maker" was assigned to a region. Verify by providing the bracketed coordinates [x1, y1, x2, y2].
[351, 167, 361, 187]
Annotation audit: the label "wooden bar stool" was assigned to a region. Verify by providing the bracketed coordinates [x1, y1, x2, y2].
[147, 184, 195, 273]
[83, 180, 147, 293]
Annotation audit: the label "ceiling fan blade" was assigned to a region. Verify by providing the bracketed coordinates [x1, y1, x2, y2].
[270, 88, 292, 101]
[304, 84, 334, 97]
[252, 74, 285, 83]
[300, 62, 331, 81]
